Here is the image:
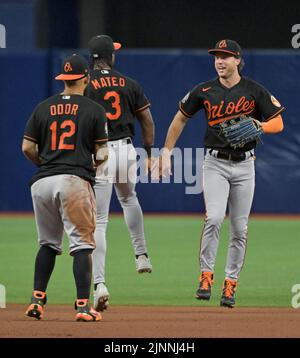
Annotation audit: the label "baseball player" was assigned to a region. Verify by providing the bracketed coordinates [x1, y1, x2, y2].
[85, 35, 155, 311]
[23, 54, 108, 321]
[159, 39, 284, 307]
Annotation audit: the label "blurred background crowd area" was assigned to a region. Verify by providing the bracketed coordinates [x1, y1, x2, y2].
[1, 0, 299, 49]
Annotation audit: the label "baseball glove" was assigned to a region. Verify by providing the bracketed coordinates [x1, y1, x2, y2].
[219, 115, 263, 149]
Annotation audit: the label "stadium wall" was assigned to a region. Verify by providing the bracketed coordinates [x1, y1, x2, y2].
[0, 49, 299, 213]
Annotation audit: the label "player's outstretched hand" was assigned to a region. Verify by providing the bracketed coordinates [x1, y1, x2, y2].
[144, 157, 155, 174]
[151, 148, 172, 180]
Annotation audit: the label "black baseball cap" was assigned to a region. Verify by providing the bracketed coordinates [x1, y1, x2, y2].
[208, 39, 242, 57]
[55, 54, 89, 81]
[88, 35, 122, 58]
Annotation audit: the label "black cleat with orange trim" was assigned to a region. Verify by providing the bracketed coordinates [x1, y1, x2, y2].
[195, 271, 214, 300]
[220, 278, 237, 308]
[75, 299, 102, 322]
[25, 290, 47, 320]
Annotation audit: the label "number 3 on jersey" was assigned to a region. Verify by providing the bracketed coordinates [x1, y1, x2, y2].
[104, 91, 121, 120]
[50, 120, 76, 150]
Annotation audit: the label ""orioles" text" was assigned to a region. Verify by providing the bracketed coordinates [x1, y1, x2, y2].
[204, 96, 255, 126]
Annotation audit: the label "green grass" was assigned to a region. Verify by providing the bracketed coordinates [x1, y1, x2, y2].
[0, 215, 299, 307]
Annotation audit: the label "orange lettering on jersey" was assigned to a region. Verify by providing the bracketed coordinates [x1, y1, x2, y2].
[215, 100, 225, 117]
[225, 101, 235, 115]
[112, 77, 118, 86]
[203, 101, 212, 119]
[105, 77, 112, 86]
[119, 78, 125, 87]
[235, 96, 246, 112]
[203, 97, 255, 125]
[100, 78, 108, 87]
[49, 104, 79, 116]
[210, 104, 218, 119]
[65, 103, 71, 115]
[71, 104, 78, 115]
[93, 76, 126, 90]
[91, 79, 101, 90]
[50, 105, 56, 116]
[57, 104, 64, 115]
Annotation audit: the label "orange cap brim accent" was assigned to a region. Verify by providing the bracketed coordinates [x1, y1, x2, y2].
[114, 42, 122, 50]
[55, 74, 86, 81]
[208, 49, 239, 57]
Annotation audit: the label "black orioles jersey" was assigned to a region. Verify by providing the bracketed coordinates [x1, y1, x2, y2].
[24, 94, 108, 185]
[85, 68, 150, 140]
[179, 76, 285, 151]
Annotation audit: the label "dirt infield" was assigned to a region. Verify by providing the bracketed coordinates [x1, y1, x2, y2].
[1, 305, 300, 338]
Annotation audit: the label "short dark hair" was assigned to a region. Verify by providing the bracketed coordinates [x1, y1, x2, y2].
[92, 55, 113, 69]
[64, 80, 78, 87]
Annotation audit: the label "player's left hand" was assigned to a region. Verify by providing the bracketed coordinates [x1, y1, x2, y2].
[143, 157, 155, 175]
[151, 149, 172, 179]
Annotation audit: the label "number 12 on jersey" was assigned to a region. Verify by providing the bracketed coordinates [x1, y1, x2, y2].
[50, 119, 76, 150]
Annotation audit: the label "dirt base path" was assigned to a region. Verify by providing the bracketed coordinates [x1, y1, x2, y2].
[1, 305, 300, 338]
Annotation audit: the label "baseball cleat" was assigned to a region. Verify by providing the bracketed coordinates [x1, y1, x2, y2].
[94, 283, 110, 312]
[75, 299, 102, 322]
[220, 278, 237, 308]
[25, 290, 47, 320]
[135, 254, 152, 273]
[195, 271, 214, 300]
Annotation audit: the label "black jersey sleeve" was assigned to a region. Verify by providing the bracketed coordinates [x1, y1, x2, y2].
[254, 84, 285, 121]
[133, 81, 150, 113]
[23, 105, 40, 143]
[179, 85, 204, 118]
[93, 105, 108, 143]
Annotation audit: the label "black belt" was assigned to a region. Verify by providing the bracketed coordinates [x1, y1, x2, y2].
[209, 149, 252, 162]
[109, 138, 132, 145]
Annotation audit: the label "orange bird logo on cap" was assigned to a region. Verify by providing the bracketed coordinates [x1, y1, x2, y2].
[64, 62, 73, 72]
[219, 40, 227, 48]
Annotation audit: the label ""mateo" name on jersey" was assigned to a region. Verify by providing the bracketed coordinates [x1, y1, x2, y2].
[91, 76, 126, 90]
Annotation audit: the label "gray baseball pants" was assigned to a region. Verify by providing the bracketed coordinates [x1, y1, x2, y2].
[31, 175, 96, 255]
[200, 150, 255, 280]
[92, 138, 148, 284]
